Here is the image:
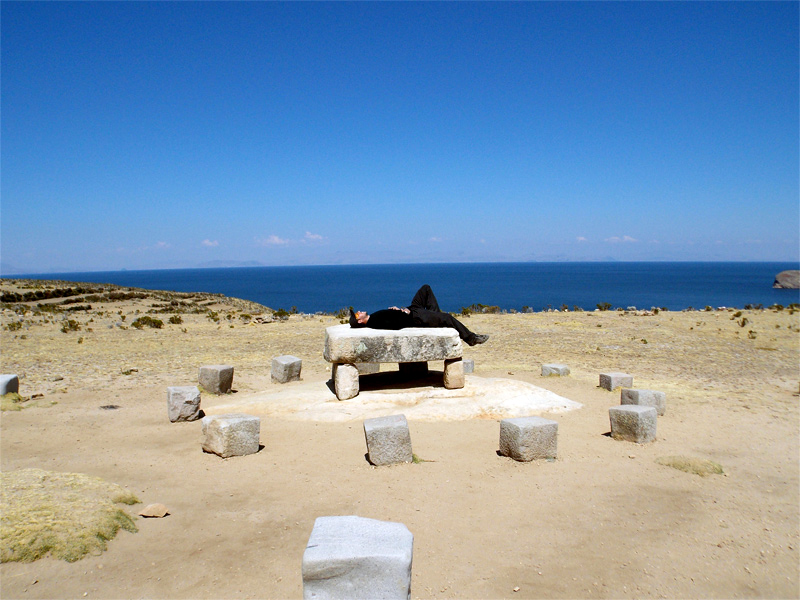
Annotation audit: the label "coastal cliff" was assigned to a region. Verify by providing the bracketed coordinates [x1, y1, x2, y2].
[773, 270, 800, 289]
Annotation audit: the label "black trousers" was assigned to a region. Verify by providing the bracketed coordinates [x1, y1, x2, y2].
[407, 285, 475, 341]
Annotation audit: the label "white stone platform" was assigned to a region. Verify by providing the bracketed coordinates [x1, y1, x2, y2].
[206, 375, 582, 422]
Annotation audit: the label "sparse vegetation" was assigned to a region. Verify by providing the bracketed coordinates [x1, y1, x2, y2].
[0, 468, 139, 563]
[464, 303, 500, 314]
[60, 319, 81, 333]
[1, 393, 24, 412]
[131, 316, 163, 329]
[655, 456, 724, 477]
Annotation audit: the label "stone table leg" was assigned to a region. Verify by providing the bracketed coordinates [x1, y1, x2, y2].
[333, 363, 359, 400]
[443, 357, 465, 389]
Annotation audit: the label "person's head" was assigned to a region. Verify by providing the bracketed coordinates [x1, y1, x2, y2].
[349, 307, 369, 328]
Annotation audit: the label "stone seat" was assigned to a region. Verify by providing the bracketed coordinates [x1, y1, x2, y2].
[323, 324, 464, 400]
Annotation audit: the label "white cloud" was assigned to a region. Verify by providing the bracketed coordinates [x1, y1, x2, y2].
[576, 236, 588, 243]
[202, 239, 219, 247]
[430, 237, 442, 243]
[304, 231, 324, 242]
[256, 235, 289, 246]
[604, 235, 638, 243]
[153, 241, 170, 250]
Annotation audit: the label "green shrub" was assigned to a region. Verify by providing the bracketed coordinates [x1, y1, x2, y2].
[131, 316, 163, 329]
[596, 302, 612, 311]
[60, 320, 81, 333]
[168, 315, 183, 325]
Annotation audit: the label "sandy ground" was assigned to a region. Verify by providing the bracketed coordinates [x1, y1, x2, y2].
[1, 281, 798, 599]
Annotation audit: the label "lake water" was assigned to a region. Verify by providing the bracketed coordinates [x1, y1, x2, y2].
[8, 262, 799, 313]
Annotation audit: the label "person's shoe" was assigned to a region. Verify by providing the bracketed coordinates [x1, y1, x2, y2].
[465, 333, 489, 346]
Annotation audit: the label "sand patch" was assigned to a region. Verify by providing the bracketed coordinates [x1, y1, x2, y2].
[206, 375, 582, 422]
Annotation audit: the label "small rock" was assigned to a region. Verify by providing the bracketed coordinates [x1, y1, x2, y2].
[138, 503, 170, 518]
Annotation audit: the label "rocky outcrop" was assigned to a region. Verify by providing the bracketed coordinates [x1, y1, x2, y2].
[773, 270, 800, 289]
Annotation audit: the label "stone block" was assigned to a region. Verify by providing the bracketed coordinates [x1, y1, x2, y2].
[272, 355, 302, 383]
[443, 358, 464, 389]
[166, 386, 202, 422]
[621, 388, 666, 416]
[0, 374, 19, 395]
[462, 358, 474, 374]
[363, 414, 412, 466]
[542, 364, 570, 377]
[324, 325, 461, 364]
[333, 363, 359, 400]
[609, 405, 657, 443]
[599, 372, 633, 391]
[199, 365, 234, 394]
[499, 416, 558, 462]
[201, 413, 260, 457]
[302, 515, 413, 600]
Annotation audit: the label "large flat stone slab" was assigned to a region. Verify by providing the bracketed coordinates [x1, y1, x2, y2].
[324, 324, 462, 364]
[208, 376, 582, 422]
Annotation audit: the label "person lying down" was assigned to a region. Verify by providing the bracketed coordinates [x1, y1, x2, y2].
[349, 284, 489, 347]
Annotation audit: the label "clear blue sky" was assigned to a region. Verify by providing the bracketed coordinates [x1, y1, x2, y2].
[2, 1, 798, 274]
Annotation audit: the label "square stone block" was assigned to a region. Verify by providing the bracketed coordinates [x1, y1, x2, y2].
[201, 413, 260, 457]
[199, 365, 234, 394]
[609, 405, 657, 443]
[542, 364, 570, 377]
[499, 416, 558, 462]
[443, 357, 464, 389]
[363, 414, 413, 466]
[462, 358, 474, 374]
[0, 374, 19, 395]
[333, 363, 359, 400]
[621, 388, 666, 416]
[302, 515, 413, 600]
[272, 355, 302, 383]
[167, 386, 202, 422]
[599, 372, 633, 391]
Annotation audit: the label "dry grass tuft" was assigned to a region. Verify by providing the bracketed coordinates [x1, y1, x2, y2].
[1, 392, 24, 412]
[0, 468, 139, 563]
[656, 455, 724, 477]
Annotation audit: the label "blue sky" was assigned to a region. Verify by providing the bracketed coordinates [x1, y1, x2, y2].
[2, 1, 798, 274]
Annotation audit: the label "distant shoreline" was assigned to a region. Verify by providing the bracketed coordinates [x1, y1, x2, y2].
[1, 276, 797, 316]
